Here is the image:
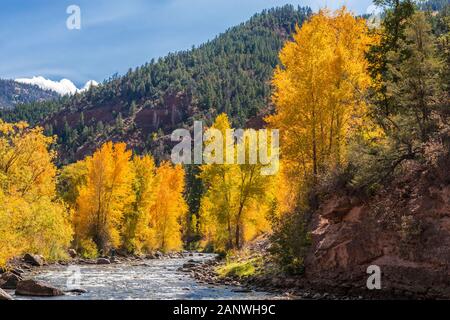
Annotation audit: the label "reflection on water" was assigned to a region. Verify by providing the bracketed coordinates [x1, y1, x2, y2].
[12, 254, 279, 300]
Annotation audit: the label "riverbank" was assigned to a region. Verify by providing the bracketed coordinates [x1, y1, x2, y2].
[183, 252, 352, 300]
[182, 236, 425, 300]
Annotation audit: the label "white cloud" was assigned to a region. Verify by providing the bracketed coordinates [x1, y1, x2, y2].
[15, 76, 98, 96]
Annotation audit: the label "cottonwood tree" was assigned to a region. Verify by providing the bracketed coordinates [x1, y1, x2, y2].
[0, 120, 72, 266]
[75, 142, 134, 253]
[122, 155, 157, 253]
[149, 162, 187, 252]
[265, 8, 375, 271]
[199, 114, 273, 251]
[267, 8, 374, 185]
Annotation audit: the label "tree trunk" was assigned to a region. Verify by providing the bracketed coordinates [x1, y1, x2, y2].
[235, 222, 241, 249]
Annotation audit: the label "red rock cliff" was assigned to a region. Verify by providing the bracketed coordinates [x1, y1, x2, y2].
[304, 154, 450, 298]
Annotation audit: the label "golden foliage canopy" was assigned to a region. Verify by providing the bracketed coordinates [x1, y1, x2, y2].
[199, 114, 274, 251]
[267, 8, 375, 181]
[68, 142, 188, 255]
[0, 120, 72, 266]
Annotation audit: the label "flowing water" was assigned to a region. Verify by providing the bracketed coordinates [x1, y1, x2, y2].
[10, 253, 280, 300]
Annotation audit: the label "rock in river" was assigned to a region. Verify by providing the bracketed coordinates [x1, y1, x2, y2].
[0, 288, 13, 300]
[66, 288, 88, 294]
[15, 280, 64, 297]
[183, 262, 198, 269]
[23, 253, 44, 266]
[0, 272, 23, 290]
[96, 258, 111, 265]
[68, 249, 77, 258]
[11, 267, 25, 276]
[146, 253, 156, 259]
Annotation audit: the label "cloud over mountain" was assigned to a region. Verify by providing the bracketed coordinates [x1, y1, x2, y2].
[15, 76, 98, 96]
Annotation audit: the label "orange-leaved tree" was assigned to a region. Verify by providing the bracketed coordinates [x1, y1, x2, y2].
[122, 154, 157, 253]
[267, 8, 375, 204]
[0, 120, 72, 266]
[75, 142, 134, 254]
[149, 162, 187, 252]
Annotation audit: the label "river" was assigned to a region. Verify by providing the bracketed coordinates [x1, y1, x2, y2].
[10, 253, 281, 300]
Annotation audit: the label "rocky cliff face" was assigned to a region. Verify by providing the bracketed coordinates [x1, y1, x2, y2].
[305, 152, 450, 298]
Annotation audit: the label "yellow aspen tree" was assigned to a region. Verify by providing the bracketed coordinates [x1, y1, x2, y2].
[0, 120, 72, 266]
[122, 154, 157, 253]
[76, 142, 134, 253]
[150, 162, 187, 252]
[199, 114, 236, 250]
[58, 160, 88, 208]
[0, 189, 23, 266]
[267, 8, 374, 192]
[0, 121, 57, 198]
[233, 154, 273, 249]
[199, 114, 273, 251]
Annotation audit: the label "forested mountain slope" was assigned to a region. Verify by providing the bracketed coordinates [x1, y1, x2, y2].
[420, 0, 449, 11]
[0, 79, 58, 110]
[0, 5, 311, 164]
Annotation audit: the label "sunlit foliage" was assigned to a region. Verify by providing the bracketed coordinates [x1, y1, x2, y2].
[199, 114, 274, 251]
[0, 120, 72, 266]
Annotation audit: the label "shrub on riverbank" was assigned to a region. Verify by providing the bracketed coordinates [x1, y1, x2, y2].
[216, 257, 263, 279]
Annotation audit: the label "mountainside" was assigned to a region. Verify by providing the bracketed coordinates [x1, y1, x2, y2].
[0, 5, 311, 163]
[420, 0, 449, 11]
[0, 79, 58, 110]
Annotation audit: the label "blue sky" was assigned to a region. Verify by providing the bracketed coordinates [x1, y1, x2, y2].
[0, 0, 374, 87]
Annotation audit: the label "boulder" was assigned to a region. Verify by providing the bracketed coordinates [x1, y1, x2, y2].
[187, 259, 200, 264]
[0, 272, 23, 290]
[146, 253, 156, 259]
[154, 251, 163, 259]
[65, 288, 87, 294]
[68, 249, 77, 258]
[15, 280, 64, 297]
[114, 249, 128, 257]
[11, 267, 25, 276]
[0, 288, 13, 300]
[96, 258, 111, 265]
[23, 253, 44, 266]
